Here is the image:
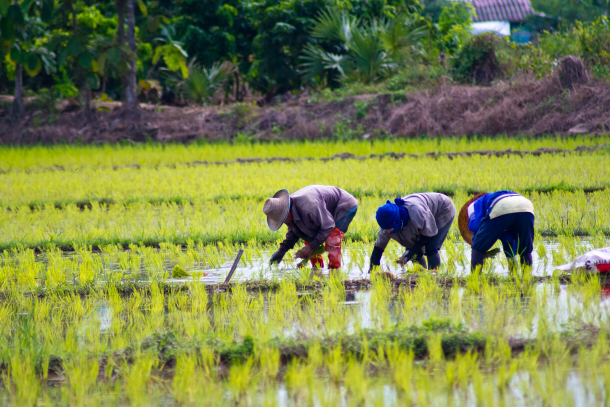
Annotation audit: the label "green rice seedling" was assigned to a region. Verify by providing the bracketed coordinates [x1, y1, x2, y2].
[315, 383, 344, 407]
[121, 353, 156, 406]
[344, 357, 371, 406]
[370, 272, 394, 330]
[198, 346, 218, 379]
[172, 354, 200, 405]
[172, 264, 190, 278]
[386, 344, 414, 401]
[2, 353, 39, 407]
[325, 344, 346, 385]
[227, 356, 256, 404]
[6, 136, 610, 170]
[3, 137, 610, 405]
[257, 345, 280, 384]
[62, 357, 99, 407]
[285, 361, 314, 404]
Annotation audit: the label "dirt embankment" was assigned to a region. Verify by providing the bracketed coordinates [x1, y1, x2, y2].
[1, 77, 610, 144]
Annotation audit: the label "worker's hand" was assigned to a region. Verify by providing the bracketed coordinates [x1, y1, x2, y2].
[395, 250, 410, 266]
[294, 245, 314, 259]
[269, 250, 285, 265]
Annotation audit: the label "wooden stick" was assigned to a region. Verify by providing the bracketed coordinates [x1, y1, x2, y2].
[224, 249, 244, 284]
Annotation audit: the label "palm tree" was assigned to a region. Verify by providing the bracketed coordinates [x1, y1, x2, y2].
[300, 7, 428, 84]
[183, 61, 235, 104]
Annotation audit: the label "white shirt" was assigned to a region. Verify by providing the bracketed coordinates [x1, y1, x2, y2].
[489, 195, 534, 218]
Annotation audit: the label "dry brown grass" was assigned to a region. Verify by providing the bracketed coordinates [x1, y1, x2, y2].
[1, 77, 609, 144]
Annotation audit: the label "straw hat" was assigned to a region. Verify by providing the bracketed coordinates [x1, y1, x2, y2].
[458, 192, 488, 245]
[263, 189, 290, 231]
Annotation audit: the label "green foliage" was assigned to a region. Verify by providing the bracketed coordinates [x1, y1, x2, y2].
[386, 62, 446, 90]
[220, 335, 255, 364]
[249, 0, 329, 94]
[437, 1, 472, 54]
[520, 16, 610, 82]
[531, 0, 609, 25]
[171, 264, 190, 278]
[354, 99, 369, 118]
[537, 29, 580, 60]
[183, 61, 234, 104]
[421, 0, 450, 22]
[301, 7, 428, 85]
[152, 25, 188, 78]
[377, 14, 429, 56]
[500, 42, 553, 80]
[0, 0, 55, 79]
[2, 0, 610, 105]
[576, 16, 610, 68]
[451, 33, 503, 85]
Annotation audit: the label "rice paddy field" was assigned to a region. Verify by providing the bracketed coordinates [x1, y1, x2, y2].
[2, 136, 610, 406]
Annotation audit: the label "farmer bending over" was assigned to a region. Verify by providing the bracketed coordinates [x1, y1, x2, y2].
[369, 193, 456, 271]
[459, 191, 535, 270]
[263, 185, 358, 269]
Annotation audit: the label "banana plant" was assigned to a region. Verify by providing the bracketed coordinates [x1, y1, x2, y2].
[152, 24, 189, 79]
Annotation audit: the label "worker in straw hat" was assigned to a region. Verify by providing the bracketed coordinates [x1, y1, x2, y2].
[369, 193, 456, 271]
[263, 185, 358, 269]
[458, 191, 535, 270]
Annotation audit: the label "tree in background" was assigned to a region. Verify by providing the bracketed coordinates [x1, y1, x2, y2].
[300, 7, 428, 85]
[530, 0, 609, 26]
[1, 0, 609, 114]
[1, 0, 55, 120]
[437, 1, 472, 54]
[421, 0, 450, 22]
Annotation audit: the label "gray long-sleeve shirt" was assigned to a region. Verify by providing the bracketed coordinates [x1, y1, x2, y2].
[278, 185, 358, 252]
[374, 193, 456, 251]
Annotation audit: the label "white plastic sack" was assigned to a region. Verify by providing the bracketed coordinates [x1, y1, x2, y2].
[556, 247, 610, 273]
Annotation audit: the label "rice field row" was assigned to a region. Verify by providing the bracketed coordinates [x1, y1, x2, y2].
[2, 152, 610, 209]
[1, 191, 609, 252]
[2, 135, 608, 170]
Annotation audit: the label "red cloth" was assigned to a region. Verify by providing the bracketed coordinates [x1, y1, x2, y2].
[304, 241, 324, 268]
[304, 228, 345, 269]
[325, 228, 344, 269]
[597, 263, 610, 273]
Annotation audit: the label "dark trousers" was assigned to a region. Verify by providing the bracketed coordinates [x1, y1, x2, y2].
[472, 212, 535, 267]
[411, 218, 453, 270]
[335, 206, 358, 233]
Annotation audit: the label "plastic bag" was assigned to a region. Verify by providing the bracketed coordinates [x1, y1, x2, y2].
[556, 247, 610, 273]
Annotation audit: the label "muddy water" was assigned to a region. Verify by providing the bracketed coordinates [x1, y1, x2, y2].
[27, 239, 606, 286]
[175, 240, 590, 284]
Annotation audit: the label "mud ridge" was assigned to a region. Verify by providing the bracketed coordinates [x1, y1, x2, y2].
[7, 272, 610, 301]
[4, 322, 602, 379]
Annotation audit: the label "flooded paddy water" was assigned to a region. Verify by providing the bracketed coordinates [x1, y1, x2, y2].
[27, 238, 605, 285]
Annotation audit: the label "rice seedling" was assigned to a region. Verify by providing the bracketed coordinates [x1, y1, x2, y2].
[1, 138, 610, 405]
